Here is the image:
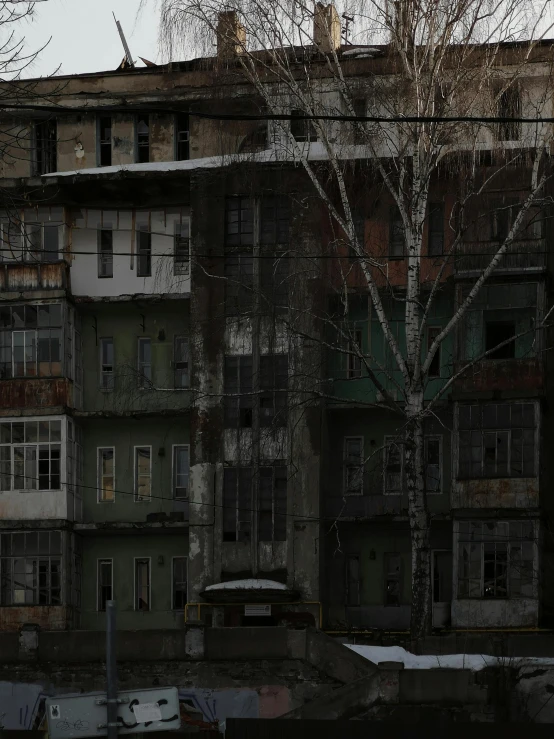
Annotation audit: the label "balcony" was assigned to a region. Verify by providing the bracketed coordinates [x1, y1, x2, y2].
[455, 239, 546, 275]
[0, 378, 74, 410]
[0, 260, 69, 293]
[453, 358, 543, 394]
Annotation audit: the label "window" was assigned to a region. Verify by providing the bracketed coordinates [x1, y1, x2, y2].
[496, 84, 521, 141]
[33, 120, 57, 175]
[137, 227, 151, 277]
[98, 229, 113, 278]
[224, 356, 253, 428]
[259, 355, 288, 427]
[485, 318, 515, 359]
[290, 109, 317, 142]
[427, 326, 441, 378]
[134, 558, 150, 610]
[24, 221, 60, 263]
[352, 97, 366, 145]
[491, 198, 520, 241]
[174, 220, 190, 276]
[0, 304, 62, 380]
[457, 520, 534, 599]
[457, 403, 536, 479]
[134, 447, 152, 502]
[428, 203, 444, 256]
[260, 197, 290, 245]
[384, 436, 403, 494]
[0, 530, 62, 605]
[347, 328, 363, 379]
[223, 467, 252, 542]
[99, 338, 114, 390]
[173, 445, 189, 499]
[225, 254, 254, 315]
[389, 206, 405, 258]
[261, 254, 289, 312]
[425, 436, 442, 493]
[174, 336, 189, 388]
[344, 437, 364, 495]
[175, 113, 190, 161]
[346, 555, 360, 606]
[226, 196, 254, 247]
[384, 553, 401, 606]
[0, 419, 62, 492]
[97, 447, 114, 502]
[98, 116, 112, 167]
[172, 557, 187, 609]
[0, 218, 22, 260]
[137, 338, 152, 388]
[97, 559, 113, 611]
[258, 465, 287, 542]
[136, 115, 150, 163]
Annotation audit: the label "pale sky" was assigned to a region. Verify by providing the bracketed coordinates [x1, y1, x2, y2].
[21, 0, 163, 78]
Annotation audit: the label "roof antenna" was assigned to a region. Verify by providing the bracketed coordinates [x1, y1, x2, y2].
[112, 12, 135, 69]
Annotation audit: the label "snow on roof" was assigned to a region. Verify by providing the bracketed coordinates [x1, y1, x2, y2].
[346, 644, 554, 671]
[204, 579, 287, 592]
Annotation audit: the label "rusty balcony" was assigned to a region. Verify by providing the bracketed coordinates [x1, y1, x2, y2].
[454, 239, 546, 275]
[0, 260, 69, 293]
[453, 358, 544, 394]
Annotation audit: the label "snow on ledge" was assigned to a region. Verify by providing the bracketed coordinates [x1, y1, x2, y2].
[346, 644, 554, 671]
[204, 579, 287, 592]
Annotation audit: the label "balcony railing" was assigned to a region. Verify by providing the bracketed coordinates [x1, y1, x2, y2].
[0, 260, 69, 292]
[454, 239, 546, 274]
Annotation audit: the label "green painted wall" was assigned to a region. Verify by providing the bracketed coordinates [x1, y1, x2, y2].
[81, 417, 189, 523]
[79, 533, 188, 630]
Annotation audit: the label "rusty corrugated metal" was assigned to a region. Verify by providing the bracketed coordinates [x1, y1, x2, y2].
[0, 261, 68, 292]
[0, 605, 70, 631]
[0, 378, 72, 410]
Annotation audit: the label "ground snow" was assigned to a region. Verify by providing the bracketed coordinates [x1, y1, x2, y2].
[204, 579, 287, 591]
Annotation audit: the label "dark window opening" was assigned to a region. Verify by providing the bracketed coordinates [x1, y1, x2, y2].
[172, 557, 187, 609]
[136, 115, 150, 163]
[496, 85, 521, 141]
[258, 465, 287, 542]
[137, 228, 152, 277]
[224, 355, 253, 428]
[33, 120, 57, 175]
[428, 203, 444, 256]
[135, 558, 150, 610]
[290, 109, 317, 143]
[425, 437, 441, 493]
[384, 437, 402, 493]
[485, 320, 515, 359]
[98, 116, 112, 167]
[347, 328, 363, 379]
[385, 553, 401, 606]
[389, 206, 405, 258]
[97, 559, 112, 611]
[98, 229, 113, 278]
[176, 113, 190, 161]
[174, 336, 189, 388]
[174, 221, 190, 275]
[225, 253, 254, 316]
[226, 197, 254, 246]
[223, 467, 252, 542]
[260, 355, 288, 428]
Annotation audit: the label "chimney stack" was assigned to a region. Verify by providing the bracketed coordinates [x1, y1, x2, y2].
[313, 3, 341, 54]
[217, 11, 246, 60]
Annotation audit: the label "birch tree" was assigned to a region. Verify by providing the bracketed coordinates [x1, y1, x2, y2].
[156, 0, 554, 637]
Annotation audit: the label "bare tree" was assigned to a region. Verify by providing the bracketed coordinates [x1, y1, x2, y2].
[156, 0, 554, 637]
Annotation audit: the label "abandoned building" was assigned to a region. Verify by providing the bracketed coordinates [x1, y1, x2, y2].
[0, 4, 552, 655]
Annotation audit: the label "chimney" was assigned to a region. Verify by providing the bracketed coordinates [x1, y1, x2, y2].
[313, 3, 341, 54]
[217, 11, 246, 60]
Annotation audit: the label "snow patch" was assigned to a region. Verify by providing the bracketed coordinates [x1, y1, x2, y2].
[342, 47, 382, 57]
[346, 644, 554, 671]
[205, 579, 287, 591]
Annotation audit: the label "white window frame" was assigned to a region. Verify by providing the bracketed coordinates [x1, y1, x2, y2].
[96, 558, 113, 612]
[137, 337, 152, 389]
[343, 436, 364, 496]
[99, 337, 114, 390]
[134, 445, 152, 502]
[425, 435, 443, 494]
[134, 556, 151, 611]
[171, 555, 188, 610]
[172, 444, 190, 499]
[97, 446, 115, 503]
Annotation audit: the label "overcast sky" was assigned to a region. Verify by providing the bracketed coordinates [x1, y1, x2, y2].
[23, 0, 162, 78]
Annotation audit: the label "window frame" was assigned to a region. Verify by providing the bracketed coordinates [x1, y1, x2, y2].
[97, 228, 113, 278]
[344, 436, 364, 496]
[99, 337, 114, 391]
[97, 446, 115, 503]
[424, 435, 442, 494]
[174, 218, 190, 276]
[32, 119, 57, 176]
[290, 109, 318, 143]
[172, 556, 188, 610]
[137, 226, 152, 277]
[0, 418, 64, 493]
[134, 445, 152, 502]
[175, 113, 190, 161]
[134, 557, 151, 611]
[137, 337, 152, 389]
[172, 444, 190, 500]
[97, 115, 112, 167]
[173, 336, 190, 389]
[0, 530, 63, 606]
[136, 115, 150, 163]
[347, 327, 364, 379]
[383, 435, 403, 495]
[257, 464, 287, 543]
[97, 558, 113, 612]
[222, 466, 253, 543]
[384, 552, 402, 606]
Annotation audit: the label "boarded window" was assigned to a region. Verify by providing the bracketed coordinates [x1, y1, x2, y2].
[258, 465, 287, 542]
[224, 356, 253, 428]
[223, 467, 252, 542]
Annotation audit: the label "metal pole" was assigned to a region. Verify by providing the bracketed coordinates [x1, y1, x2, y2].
[106, 600, 118, 739]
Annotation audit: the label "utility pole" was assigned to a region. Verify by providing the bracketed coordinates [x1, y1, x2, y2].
[106, 600, 118, 739]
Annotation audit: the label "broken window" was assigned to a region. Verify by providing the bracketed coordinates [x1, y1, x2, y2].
[98, 229, 113, 278]
[0, 419, 62, 492]
[457, 402, 536, 479]
[134, 558, 150, 610]
[174, 219, 190, 276]
[174, 336, 190, 389]
[97, 559, 113, 611]
[485, 318, 515, 359]
[259, 355, 288, 427]
[33, 120, 57, 175]
[495, 84, 521, 141]
[427, 326, 441, 378]
[457, 520, 535, 599]
[99, 337, 114, 390]
[346, 555, 361, 606]
[344, 436, 364, 495]
[98, 116, 112, 167]
[389, 206, 405, 258]
[134, 447, 152, 502]
[173, 446, 189, 499]
[0, 303, 62, 380]
[428, 203, 444, 256]
[224, 355, 253, 428]
[97, 447, 114, 502]
[175, 113, 190, 161]
[172, 557, 187, 609]
[258, 465, 287, 542]
[137, 227, 152, 277]
[0, 530, 62, 606]
[290, 109, 317, 143]
[223, 467, 252, 542]
[384, 553, 401, 606]
[136, 115, 150, 163]
[384, 436, 403, 494]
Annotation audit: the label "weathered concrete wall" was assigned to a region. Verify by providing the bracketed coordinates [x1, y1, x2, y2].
[452, 598, 538, 628]
[112, 116, 135, 166]
[57, 116, 97, 171]
[0, 379, 74, 413]
[452, 478, 539, 509]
